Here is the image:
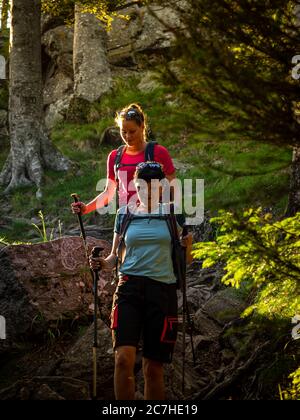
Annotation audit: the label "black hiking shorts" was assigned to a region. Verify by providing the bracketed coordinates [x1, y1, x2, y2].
[110, 274, 178, 364]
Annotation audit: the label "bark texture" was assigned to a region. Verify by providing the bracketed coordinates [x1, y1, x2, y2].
[0, 0, 70, 195]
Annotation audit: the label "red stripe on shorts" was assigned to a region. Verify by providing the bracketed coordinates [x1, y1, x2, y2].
[111, 305, 119, 329]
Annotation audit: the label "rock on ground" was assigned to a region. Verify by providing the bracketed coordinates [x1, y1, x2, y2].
[0, 236, 114, 356]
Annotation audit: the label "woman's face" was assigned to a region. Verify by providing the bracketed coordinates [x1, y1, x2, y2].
[120, 120, 144, 146]
[135, 179, 161, 208]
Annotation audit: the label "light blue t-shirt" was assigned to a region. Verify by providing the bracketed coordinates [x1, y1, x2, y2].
[114, 204, 185, 284]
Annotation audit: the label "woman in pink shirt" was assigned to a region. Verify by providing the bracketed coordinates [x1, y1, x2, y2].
[72, 103, 176, 215]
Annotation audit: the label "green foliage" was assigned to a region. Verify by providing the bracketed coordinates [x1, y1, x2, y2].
[282, 367, 300, 400]
[0, 27, 10, 58]
[193, 208, 300, 398]
[0, 83, 8, 110]
[183, 135, 291, 212]
[0, 236, 8, 246]
[0, 237, 31, 246]
[31, 210, 62, 243]
[153, 0, 300, 147]
[193, 208, 300, 321]
[41, 0, 134, 28]
[31, 210, 53, 242]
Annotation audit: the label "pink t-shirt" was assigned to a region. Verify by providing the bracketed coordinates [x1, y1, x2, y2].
[107, 144, 176, 206]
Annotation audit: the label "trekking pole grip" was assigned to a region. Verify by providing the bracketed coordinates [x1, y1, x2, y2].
[71, 193, 87, 242]
[71, 193, 79, 203]
[91, 246, 104, 264]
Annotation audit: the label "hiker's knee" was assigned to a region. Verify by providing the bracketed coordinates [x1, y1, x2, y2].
[143, 358, 163, 381]
[115, 346, 136, 372]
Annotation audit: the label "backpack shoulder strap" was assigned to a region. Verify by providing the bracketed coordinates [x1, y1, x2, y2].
[119, 208, 134, 238]
[165, 204, 181, 242]
[145, 141, 158, 161]
[114, 145, 126, 183]
[115, 207, 134, 276]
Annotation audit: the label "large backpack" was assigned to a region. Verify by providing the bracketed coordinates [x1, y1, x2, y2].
[115, 204, 187, 291]
[113, 141, 158, 197]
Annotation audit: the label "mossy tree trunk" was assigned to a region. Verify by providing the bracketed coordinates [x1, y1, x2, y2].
[0, 0, 70, 196]
[1, 0, 9, 31]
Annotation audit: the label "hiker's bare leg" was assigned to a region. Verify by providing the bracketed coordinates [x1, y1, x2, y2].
[114, 346, 136, 400]
[143, 358, 165, 400]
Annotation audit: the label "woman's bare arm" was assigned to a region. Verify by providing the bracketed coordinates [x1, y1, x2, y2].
[71, 178, 117, 215]
[84, 178, 117, 214]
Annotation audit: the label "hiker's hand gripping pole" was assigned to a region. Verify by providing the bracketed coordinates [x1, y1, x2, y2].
[91, 246, 104, 400]
[71, 193, 88, 257]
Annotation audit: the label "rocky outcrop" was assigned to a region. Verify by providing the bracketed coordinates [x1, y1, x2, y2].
[201, 288, 247, 326]
[41, 2, 182, 124]
[73, 5, 112, 103]
[45, 96, 74, 129]
[42, 25, 74, 128]
[107, 3, 180, 67]
[42, 25, 74, 89]
[0, 236, 114, 356]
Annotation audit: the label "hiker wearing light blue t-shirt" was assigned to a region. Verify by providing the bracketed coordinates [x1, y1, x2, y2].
[89, 162, 190, 401]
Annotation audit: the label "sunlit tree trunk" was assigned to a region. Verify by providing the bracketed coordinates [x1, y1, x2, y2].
[0, 0, 70, 196]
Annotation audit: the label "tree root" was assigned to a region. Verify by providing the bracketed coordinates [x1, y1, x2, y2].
[189, 340, 271, 400]
[0, 134, 71, 196]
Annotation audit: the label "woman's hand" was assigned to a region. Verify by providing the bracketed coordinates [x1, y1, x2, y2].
[89, 254, 116, 272]
[71, 201, 87, 215]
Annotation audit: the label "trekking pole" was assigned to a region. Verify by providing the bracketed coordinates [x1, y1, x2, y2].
[181, 225, 188, 396]
[71, 193, 104, 399]
[91, 246, 104, 400]
[183, 226, 196, 367]
[186, 300, 196, 366]
[71, 193, 89, 259]
[181, 226, 196, 395]
[71, 192, 99, 301]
